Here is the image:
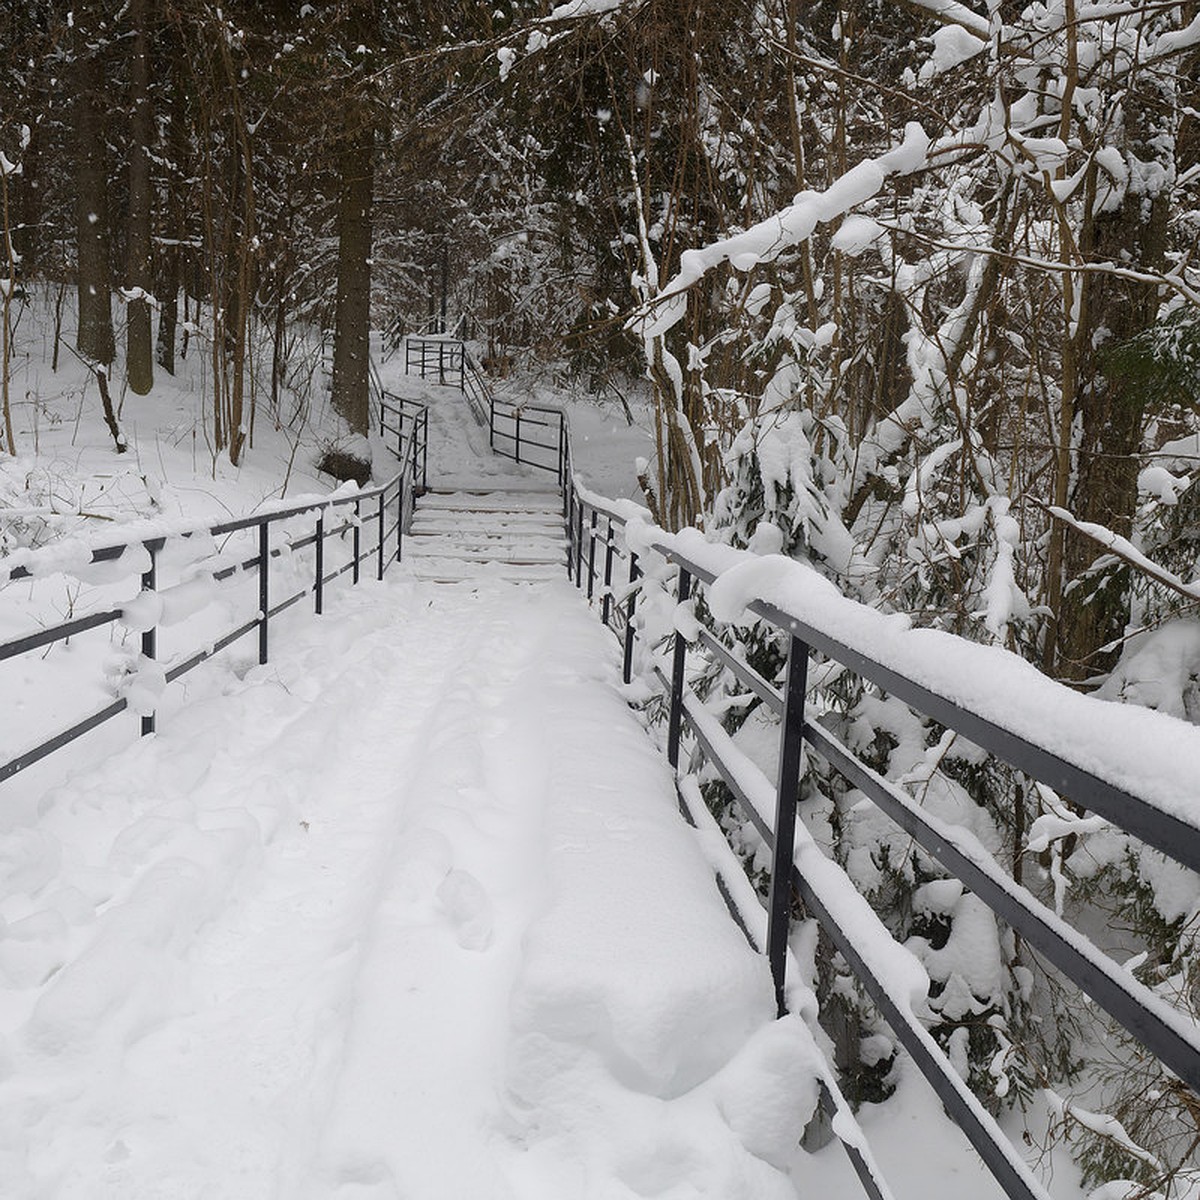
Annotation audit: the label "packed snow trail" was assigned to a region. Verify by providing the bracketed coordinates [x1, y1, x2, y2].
[0, 568, 814, 1198]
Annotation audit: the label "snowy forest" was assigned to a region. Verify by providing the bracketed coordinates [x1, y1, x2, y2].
[2, 0, 1200, 1195]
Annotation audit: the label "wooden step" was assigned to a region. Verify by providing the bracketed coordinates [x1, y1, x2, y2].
[417, 493, 561, 515]
[403, 544, 564, 566]
[409, 514, 564, 536]
[406, 562, 566, 584]
[408, 537, 566, 554]
[404, 485, 566, 583]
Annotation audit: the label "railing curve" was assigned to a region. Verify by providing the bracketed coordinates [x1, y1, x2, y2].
[403, 334, 566, 474]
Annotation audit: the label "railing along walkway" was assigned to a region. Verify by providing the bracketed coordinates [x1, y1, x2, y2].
[1, 393, 428, 787]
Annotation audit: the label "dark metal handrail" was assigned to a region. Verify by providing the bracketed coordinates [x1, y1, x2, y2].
[559, 464, 1200, 1200]
[405, 336, 464, 388]
[1, 402, 429, 788]
[488, 396, 565, 480]
[460, 349, 493, 427]
[380, 389, 429, 492]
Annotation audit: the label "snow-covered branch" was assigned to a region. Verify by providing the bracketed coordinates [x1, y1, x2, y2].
[631, 123, 931, 339]
[1046, 506, 1200, 603]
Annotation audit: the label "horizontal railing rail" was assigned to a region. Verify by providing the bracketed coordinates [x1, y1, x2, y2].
[380, 389, 429, 492]
[488, 396, 566, 481]
[460, 347, 494, 427]
[559, 463, 1200, 1200]
[405, 336, 464, 389]
[0, 402, 428, 790]
[402, 336, 493, 431]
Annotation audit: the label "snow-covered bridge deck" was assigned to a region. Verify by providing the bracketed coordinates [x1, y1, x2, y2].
[1, 568, 816, 1198]
[6, 364, 1200, 1200]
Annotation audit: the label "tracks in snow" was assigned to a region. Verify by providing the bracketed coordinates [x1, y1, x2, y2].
[4, 569, 799, 1200]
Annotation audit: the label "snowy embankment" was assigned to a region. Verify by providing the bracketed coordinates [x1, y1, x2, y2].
[0, 570, 814, 1198]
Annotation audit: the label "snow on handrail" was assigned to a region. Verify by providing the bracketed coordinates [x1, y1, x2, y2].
[561, 461, 1200, 1200]
[3, 470, 408, 586]
[570, 488, 1200, 871]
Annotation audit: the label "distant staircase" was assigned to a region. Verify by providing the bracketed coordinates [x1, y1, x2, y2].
[404, 487, 567, 584]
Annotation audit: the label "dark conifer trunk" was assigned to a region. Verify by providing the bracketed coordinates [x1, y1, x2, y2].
[75, 39, 115, 366]
[330, 119, 374, 438]
[1054, 106, 1171, 684]
[126, 0, 154, 394]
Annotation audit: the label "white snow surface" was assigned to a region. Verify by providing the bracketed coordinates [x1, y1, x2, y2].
[0, 568, 803, 1198]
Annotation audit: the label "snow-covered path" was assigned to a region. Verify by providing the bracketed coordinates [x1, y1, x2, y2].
[2, 567, 809, 1199]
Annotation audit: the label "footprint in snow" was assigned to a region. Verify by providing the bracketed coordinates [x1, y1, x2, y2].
[436, 869, 493, 951]
[327, 1156, 402, 1198]
[391, 828, 454, 907]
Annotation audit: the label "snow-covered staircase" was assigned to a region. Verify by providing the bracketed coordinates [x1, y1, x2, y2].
[405, 487, 567, 583]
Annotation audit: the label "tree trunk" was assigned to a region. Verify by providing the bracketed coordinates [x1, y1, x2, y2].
[75, 40, 115, 366]
[1052, 60, 1173, 689]
[125, 0, 154, 394]
[14, 111, 43, 279]
[330, 118, 374, 437]
[1055, 186, 1169, 683]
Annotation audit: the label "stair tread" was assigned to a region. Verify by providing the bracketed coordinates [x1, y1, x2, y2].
[407, 565, 565, 583]
[405, 548, 564, 565]
[408, 535, 566, 552]
[417, 495, 561, 514]
[410, 517, 564, 533]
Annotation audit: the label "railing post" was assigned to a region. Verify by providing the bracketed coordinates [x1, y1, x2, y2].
[515, 408, 522, 465]
[396, 477, 404, 562]
[140, 542, 157, 736]
[586, 510, 598, 602]
[667, 568, 693, 770]
[315, 511, 325, 615]
[558, 416, 566, 488]
[767, 633, 810, 1016]
[574, 501, 585, 588]
[258, 522, 269, 665]
[377, 490, 386, 581]
[353, 499, 361, 584]
[565, 489, 576, 580]
[601, 518, 615, 627]
[623, 552, 639, 685]
[421, 409, 429, 490]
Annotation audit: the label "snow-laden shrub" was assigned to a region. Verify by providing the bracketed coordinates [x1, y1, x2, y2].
[686, 399, 1050, 1114]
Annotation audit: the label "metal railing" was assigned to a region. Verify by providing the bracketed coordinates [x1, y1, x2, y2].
[380, 389, 429, 492]
[0, 403, 428, 789]
[403, 333, 496, 434]
[405, 336, 464, 388]
[489, 395, 566, 481]
[403, 335, 567, 465]
[557, 452, 1200, 1200]
[460, 349, 493, 427]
